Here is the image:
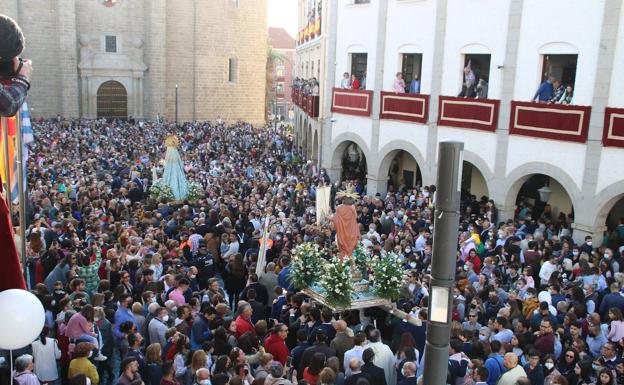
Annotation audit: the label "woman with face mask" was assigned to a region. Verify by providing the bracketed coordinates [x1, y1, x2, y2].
[542, 354, 561, 385]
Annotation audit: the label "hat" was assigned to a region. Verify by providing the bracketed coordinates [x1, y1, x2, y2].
[0, 15, 24, 62]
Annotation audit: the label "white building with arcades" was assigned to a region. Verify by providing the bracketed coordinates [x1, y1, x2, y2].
[293, 0, 624, 244]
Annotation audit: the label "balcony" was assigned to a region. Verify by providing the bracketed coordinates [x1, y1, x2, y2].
[509, 101, 591, 143]
[438, 96, 499, 132]
[604, 107, 624, 148]
[292, 88, 319, 118]
[331, 87, 373, 117]
[380, 92, 429, 123]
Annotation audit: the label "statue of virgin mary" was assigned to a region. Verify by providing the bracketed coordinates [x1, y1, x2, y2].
[162, 135, 189, 200]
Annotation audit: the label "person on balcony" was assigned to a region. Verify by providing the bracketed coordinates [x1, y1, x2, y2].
[475, 78, 489, 99]
[393, 72, 406, 93]
[548, 79, 565, 104]
[557, 85, 573, 105]
[409, 74, 420, 94]
[532, 76, 555, 102]
[340, 72, 351, 89]
[350, 74, 360, 90]
[360, 71, 367, 89]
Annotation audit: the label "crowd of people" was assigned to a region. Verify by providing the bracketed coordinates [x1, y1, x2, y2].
[2, 116, 624, 385]
[292, 78, 320, 96]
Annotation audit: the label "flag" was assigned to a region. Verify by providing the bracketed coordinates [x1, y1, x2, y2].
[0, 115, 16, 203]
[0, 173, 26, 291]
[0, 103, 32, 204]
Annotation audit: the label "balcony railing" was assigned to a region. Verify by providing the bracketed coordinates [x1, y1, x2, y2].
[331, 87, 373, 117]
[509, 101, 591, 143]
[438, 96, 500, 132]
[604, 107, 624, 148]
[380, 92, 429, 123]
[292, 88, 319, 118]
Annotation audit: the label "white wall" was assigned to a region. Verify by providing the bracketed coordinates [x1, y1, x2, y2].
[437, 126, 497, 168]
[506, 136, 586, 190]
[378, 121, 429, 161]
[440, 0, 511, 98]
[330, 115, 373, 150]
[384, 0, 437, 93]
[514, 0, 605, 105]
[608, 4, 624, 106]
[596, 147, 624, 194]
[334, 0, 379, 88]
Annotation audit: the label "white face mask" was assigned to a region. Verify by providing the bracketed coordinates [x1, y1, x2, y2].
[545, 362, 554, 370]
[198, 380, 211, 385]
[88, 351, 93, 358]
[162, 315, 169, 322]
[586, 241, 593, 246]
[151, 297, 157, 304]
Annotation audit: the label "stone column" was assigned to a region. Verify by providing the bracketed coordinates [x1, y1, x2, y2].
[425, 0, 448, 179]
[56, 0, 80, 118]
[571, 223, 608, 245]
[366, 176, 388, 197]
[143, 0, 167, 119]
[497, 204, 517, 224]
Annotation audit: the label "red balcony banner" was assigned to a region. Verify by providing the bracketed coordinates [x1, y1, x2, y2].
[509, 101, 590, 143]
[307, 95, 319, 118]
[603, 107, 624, 148]
[380, 92, 429, 123]
[438, 96, 499, 132]
[331, 88, 373, 117]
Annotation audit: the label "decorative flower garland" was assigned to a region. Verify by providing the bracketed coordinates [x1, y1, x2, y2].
[320, 256, 354, 309]
[150, 179, 175, 202]
[187, 181, 204, 201]
[289, 242, 324, 289]
[371, 251, 405, 301]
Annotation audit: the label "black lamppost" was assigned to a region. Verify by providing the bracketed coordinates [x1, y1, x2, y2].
[422, 141, 464, 385]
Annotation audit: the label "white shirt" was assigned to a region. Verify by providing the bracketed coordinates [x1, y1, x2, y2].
[31, 338, 62, 381]
[539, 261, 558, 285]
[343, 345, 365, 376]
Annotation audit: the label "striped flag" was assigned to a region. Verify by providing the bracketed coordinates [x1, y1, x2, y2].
[0, 103, 32, 204]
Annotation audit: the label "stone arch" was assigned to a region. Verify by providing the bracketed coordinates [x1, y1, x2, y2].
[459, 43, 491, 54]
[591, 180, 624, 229]
[538, 41, 579, 54]
[96, 80, 128, 119]
[375, 140, 430, 185]
[346, 44, 367, 53]
[329, 132, 372, 171]
[462, 150, 494, 198]
[501, 162, 581, 218]
[397, 43, 424, 53]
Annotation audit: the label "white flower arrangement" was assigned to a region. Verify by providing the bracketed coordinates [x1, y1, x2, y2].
[320, 256, 354, 309]
[289, 242, 325, 289]
[353, 242, 372, 275]
[371, 251, 406, 301]
[187, 181, 204, 201]
[150, 179, 175, 202]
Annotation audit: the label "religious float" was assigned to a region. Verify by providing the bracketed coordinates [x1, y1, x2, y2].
[288, 185, 406, 311]
[150, 135, 204, 203]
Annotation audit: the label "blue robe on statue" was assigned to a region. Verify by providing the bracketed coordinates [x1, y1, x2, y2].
[162, 146, 189, 200]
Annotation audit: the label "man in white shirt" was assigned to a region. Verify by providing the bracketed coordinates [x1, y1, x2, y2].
[343, 332, 367, 376]
[539, 254, 559, 286]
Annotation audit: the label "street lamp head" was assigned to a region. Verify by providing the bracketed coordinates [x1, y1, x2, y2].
[537, 185, 552, 203]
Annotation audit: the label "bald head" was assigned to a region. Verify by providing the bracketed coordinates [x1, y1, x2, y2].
[504, 353, 519, 369]
[196, 368, 210, 380]
[349, 357, 362, 372]
[403, 362, 416, 376]
[334, 320, 347, 332]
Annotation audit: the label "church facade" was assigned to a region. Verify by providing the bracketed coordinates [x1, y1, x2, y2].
[0, 0, 268, 124]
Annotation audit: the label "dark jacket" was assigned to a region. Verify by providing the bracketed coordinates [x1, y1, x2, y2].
[362, 362, 387, 385]
[344, 372, 373, 385]
[190, 314, 212, 350]
[300, 342, 337, 373]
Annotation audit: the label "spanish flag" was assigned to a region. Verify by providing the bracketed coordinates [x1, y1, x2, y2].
[315, 18, 321, 35]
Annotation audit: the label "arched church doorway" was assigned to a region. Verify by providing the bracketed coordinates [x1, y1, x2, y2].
[97, 80, 128, 120]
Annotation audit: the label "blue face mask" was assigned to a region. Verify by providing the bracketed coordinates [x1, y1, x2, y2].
[479, 335, 488, 342]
